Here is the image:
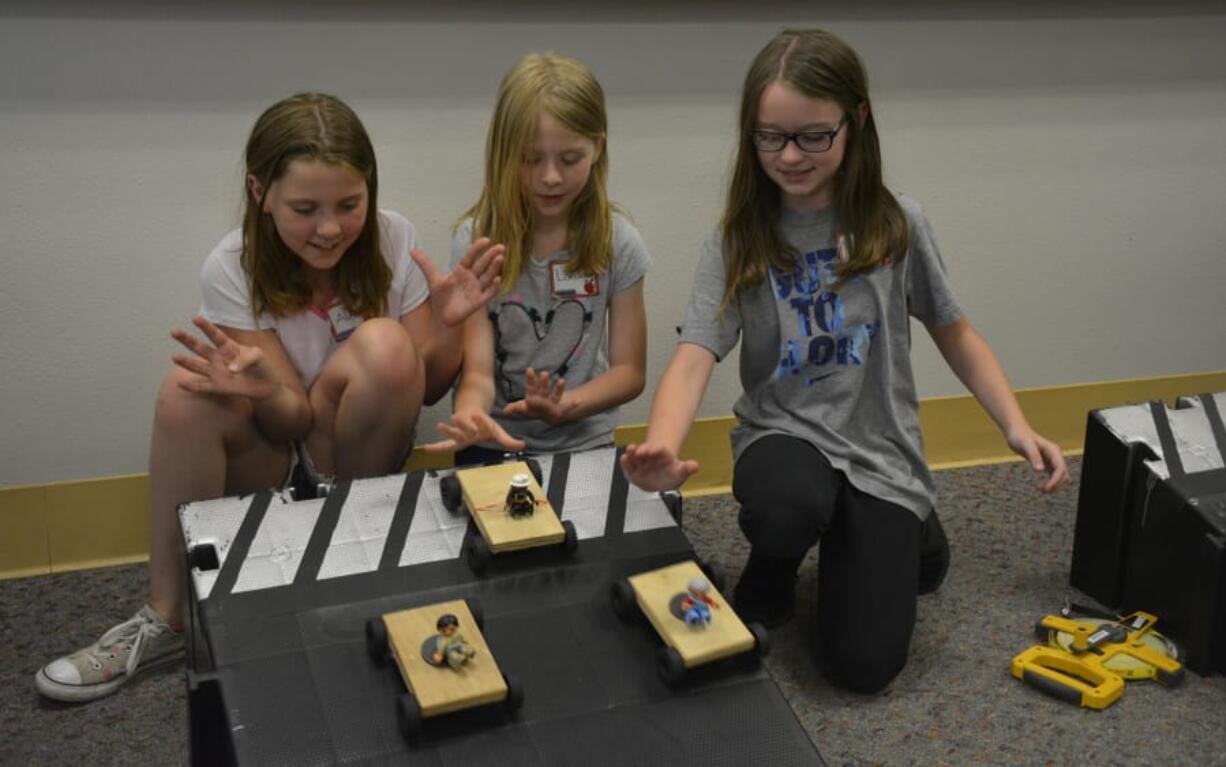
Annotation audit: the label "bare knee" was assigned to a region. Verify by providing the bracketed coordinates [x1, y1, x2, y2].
[343, 318, 420, 391]
[155, 369, 253, 433]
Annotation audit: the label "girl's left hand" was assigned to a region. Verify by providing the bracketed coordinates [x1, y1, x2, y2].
[1006, 426, 1069, 494]
[411, 239, 505, 328]
[502, 368, 578, 426]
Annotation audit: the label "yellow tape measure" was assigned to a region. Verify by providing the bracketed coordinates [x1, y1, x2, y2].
[1012, 610, 1184, 709]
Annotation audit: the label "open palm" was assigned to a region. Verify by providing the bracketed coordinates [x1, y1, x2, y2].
[412, 239, 505, 328]
[171, 316, 277, 400]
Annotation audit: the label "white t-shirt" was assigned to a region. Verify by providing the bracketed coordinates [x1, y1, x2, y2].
[198, 209, 429, 388]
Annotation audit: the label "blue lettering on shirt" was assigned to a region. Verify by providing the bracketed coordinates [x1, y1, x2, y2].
[771, 247, 878, 383]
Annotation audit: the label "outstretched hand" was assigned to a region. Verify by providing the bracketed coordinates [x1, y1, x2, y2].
[619, 442, 699, 492]
[423, 409, 527, 454]
[412, 238, 504, 328]
[502, 368, 578, 426]
[171, 316, 278, 400]
[1006, 426, 1069, 493]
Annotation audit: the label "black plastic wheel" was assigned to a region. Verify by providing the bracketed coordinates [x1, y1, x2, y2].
[1157, 665, 1185, 688]
[1034, 622, 1054, 645]
[503, 673, 525, 712]
[365, 617, 389, 665]
[749, 621, 771, 658]
[186, 544, 219, 572]
[561, 520, 578, 555]
[465, 536, 490, 575]
[525, 457, 544, 486]
[657, 645, 686, 687]
[396, 693, 422, 739]
[440, 475, 462, 513]
[466, 597, 485, 631]
[610, 579, 637, 623]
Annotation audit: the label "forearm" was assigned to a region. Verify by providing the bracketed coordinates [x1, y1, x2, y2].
[559, 363, 646, 422]
[420, 318, 465, 405]
[932, 320, 1030, 436]
[453, 367, 496, 417]
[251, 384, 313, 442]
[644, 344, 716, 453]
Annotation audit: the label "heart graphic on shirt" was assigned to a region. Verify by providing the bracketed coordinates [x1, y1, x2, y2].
[492, 299, 590, 402]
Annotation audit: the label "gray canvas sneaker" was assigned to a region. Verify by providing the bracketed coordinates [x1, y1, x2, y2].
[35, 605, 184, 702]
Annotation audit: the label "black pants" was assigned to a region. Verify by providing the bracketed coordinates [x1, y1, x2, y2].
[733, 434, 930, 693]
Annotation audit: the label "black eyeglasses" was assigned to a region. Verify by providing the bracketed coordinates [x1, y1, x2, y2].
[750, 114, 851, 153]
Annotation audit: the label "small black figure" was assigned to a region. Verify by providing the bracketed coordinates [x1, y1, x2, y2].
[505, 473, 535, 518]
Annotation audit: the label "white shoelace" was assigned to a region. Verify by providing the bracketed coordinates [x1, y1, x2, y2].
[95, 613, 165, 676]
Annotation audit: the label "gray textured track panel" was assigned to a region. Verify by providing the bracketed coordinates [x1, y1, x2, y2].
[317, 474, 407, 580]
[233, 496, 325, 593]
[623, 482, 676, 533]
[181, 447, 680, 598]
[399, 469, 468, 567]
[1101, 393, 1226, 479]
[560, 447, 616, 538]
[181, 494, 268, 601]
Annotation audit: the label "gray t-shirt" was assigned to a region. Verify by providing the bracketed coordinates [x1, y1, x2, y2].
[678, 194, 962, 519]
[450, 216, 651, 452]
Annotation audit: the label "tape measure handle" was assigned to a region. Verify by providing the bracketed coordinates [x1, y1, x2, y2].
[1021, 668, 1084, 705]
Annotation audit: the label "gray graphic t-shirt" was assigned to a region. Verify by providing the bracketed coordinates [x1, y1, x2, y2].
[678, 195, 962, 518]
[451, 216, 651, 452]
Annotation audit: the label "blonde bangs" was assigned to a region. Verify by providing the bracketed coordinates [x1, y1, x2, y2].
[462, 53, 614, 291]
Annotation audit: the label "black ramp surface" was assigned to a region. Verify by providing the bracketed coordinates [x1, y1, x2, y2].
[532, 679, 816, 767]
[213, 558, 821, 766]
[185, 451, 822, 765]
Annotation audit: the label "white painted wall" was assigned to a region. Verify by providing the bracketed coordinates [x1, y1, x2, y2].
[3, 1, 1224, 486]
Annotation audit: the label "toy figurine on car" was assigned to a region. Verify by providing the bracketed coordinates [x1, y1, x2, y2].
[504, 474, 536, 518]
[366, 598, 524, 740]
[427, 613, 477, 669]
[672, 577, 720, 628]
[611, 560, 769, 686]
[437, 459, 577, 574]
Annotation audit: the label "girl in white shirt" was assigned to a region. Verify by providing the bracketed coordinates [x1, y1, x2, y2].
[36, 93, 503, 703]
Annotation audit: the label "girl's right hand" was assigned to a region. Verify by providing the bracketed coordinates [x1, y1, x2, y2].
[619, 442, 699, 492]
[171, 316, 278, 400]
[423, 409, 527, 454]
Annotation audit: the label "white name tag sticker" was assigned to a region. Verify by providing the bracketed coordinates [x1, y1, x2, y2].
[327, 303, 364, 341]
[550, 261, 599, 298]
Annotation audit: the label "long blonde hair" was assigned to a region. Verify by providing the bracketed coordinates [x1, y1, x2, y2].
[242, 93, 389, 318]
[721, 29, 908, 307]
[464, 53, 614, 292]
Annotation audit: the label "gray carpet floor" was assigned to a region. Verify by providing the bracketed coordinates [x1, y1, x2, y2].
[3, 457, 1224, 766]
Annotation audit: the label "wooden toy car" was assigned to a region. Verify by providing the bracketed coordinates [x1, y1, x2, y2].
[439, 459, 577, 573]
[365, 598, 524, 739]
[611, 560, 769, 686]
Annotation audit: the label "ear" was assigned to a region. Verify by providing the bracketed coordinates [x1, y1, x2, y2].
[246, 174, 267, 210]
[856, 101, 869, 129]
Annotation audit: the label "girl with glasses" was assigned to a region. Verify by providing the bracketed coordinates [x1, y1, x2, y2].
[621, 29, 1067, 693]
[36, 93, 502, 703]
[426, 53, 650, 463]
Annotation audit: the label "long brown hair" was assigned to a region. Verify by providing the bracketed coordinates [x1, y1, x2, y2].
[463, 53, 614, 292]
[242, 93, 389, 318]
[721, 29, 908, 307]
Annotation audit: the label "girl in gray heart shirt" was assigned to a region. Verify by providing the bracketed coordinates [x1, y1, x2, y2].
[429, 52, 650, 460]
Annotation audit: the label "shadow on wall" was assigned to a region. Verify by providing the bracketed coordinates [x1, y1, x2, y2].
[3, 0, 1224, 103]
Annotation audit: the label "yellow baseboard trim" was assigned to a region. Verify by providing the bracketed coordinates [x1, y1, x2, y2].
[3, 370, 1223, 580]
